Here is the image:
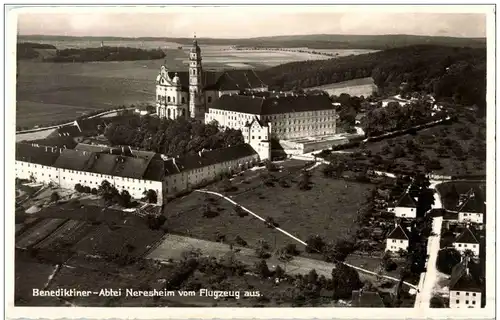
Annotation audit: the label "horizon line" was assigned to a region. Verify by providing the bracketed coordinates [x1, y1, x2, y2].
[17, 32, 487, 40]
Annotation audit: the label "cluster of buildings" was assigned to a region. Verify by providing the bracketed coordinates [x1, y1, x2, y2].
[155, 36, 341, 159]
[15, 141, 259, 205]
[383, 184, 485, 308]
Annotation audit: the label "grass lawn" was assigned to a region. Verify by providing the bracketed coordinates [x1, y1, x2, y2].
[165, 162, 374, 257]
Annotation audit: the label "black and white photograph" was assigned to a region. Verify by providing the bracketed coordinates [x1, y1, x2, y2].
[5, 3, 495, 319]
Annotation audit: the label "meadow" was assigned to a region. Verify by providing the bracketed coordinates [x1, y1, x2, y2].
[15, 39, 374, 128]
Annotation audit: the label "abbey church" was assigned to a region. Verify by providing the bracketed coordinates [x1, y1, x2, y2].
[155, 36, 268, 120]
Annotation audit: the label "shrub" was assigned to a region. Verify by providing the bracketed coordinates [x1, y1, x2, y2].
[50, 192, 60, 203]
[255, 259, 271, 279]
[91, 188, 98, 195]
[83, 186, 91, 194]
[305, 235, 326, 253]
[74, 183, 84, 192]
[234, 236, 248, 247]
[234, 205, 248, 217]
[284, 243, 300, 256]
[264, 216, 279, 228]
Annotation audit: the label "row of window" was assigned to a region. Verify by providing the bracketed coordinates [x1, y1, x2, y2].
[274, 125, 334, 133]
[391, 240, 405, 243]
[454, 292, 478, 296]
[456, 243, 477, 248]
[455, 300, 477, 305]
[157, 95, 187, 104]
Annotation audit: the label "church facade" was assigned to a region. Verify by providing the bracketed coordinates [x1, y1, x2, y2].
[155, 37, 268, 121]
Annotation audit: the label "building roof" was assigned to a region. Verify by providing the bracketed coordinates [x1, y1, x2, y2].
[449, 259, 483, 292]
[75, 143, 111, 153]
[458, 189, 486, 214]
[142, 159, 166, 182]
[160, 69, 266, 92]
[395, 193, 417, 208]
[204, 69, 267, 91]
[52, 149, 95, 171]
[173, 144, 257, 173]
[15, 143, 61, 166]
[210, 94, 334, 115]
[387, 224, 409, 240]
[351, 290, 385, 307]
[55, 125, 82, 137]
[113, 156, 151, 179]
[454, 227, 479, 244]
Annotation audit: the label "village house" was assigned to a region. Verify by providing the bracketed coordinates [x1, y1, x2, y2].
[385, 224, 410, 253]
[453, 226, 480, 257]
[449, 257, 483, 308]
[387, 193, 417, 219]
[456, 189, 485, 225]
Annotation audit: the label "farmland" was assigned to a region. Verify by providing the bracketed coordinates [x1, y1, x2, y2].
[15, 38, 376, 128]
[164, 162, 374, 257]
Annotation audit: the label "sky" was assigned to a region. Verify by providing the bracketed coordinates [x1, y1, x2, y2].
[16, 7, 487, 39]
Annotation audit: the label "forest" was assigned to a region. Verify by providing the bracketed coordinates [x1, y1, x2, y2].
[17, 42, 57, 60]
[43, 46, 166, 62]
[104, 116, 244, 157]
[258, 45, 486, 114]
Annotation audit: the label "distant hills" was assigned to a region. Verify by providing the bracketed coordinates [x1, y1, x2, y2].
[18, 34, 486, 50]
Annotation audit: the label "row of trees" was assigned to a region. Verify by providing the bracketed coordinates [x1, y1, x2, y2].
[104, 116, 244, 158]
[44, 46, 166, 63]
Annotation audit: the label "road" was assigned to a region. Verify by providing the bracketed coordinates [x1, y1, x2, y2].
[194, 189, 418, 289]
[414, 180, 444, 308]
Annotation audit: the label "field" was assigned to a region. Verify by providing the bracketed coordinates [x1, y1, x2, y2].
[16, 38, 376, 128]
[164, 162, 374, 256]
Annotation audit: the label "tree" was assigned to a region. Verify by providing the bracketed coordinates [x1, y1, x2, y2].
[264, 216, 279, 228]
[274, 265, 285, 279]
[119, 189, 132, 208]
[50, 192, 60, 203]
[143, 189, 158, 204]
[234, 204, 248, 217]
[234, 235, 247, 247]
[331, 264, 363, 300]
[265, 160, 278, 172]
[275, 247, 294, 272]
[255, 259, 271, 278]
[220, 178, 237, 192]
[436, 248, 461, 274]
[298, 170, 312, 190]
[305, 235, 326, 253]
[284, 243, 300, 256]
[74, 183, 84, 193]
[255, 240, 271, 259]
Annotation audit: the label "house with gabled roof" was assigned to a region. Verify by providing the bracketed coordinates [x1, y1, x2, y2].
[449, 257, 483, 308]
[453, 226, 480, 257]
[241, 117, 271, 161]
[456, 189, 485, 225]
[385, 224, 410, 253]
[387, 192, 418, 219]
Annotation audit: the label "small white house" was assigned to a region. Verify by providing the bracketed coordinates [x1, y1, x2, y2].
[456, 189, 485, 225]
[385, 224, 409, 253]
[449, 258, 483, 308]
[453, 227, 480, 257]
[387, 193, 417, 219]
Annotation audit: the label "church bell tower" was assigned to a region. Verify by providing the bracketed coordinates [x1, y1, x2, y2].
[189, 34, 204, 119]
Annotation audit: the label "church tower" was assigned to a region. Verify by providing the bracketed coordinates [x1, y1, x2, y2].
[189, 35, 204, 119]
